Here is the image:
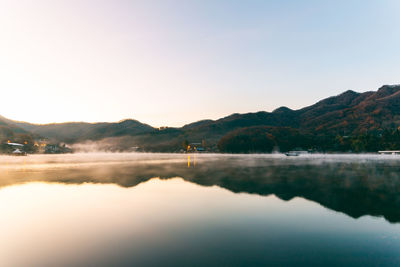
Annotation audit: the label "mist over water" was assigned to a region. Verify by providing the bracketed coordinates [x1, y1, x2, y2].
[1, 153, 400, 266]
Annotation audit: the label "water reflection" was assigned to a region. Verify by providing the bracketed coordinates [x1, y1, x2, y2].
[1, 154, 400, 266]
[0, 153, 400, 223]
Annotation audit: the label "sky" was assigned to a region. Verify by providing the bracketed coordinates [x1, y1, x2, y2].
[0, 0, 399, 127]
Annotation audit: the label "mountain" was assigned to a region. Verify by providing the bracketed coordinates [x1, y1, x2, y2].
[296, 85, 400, 134]
[186, 85, 400, 138]
[0, 115, 35, 141]
[2, 84, 400, 152]
[15, 119, 155, 143]
[180, 84, 400, 152]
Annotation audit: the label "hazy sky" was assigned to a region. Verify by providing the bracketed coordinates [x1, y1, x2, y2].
[1, 0, 399, 126]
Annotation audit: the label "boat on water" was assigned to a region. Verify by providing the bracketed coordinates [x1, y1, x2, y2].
[285, 150, 309, 157]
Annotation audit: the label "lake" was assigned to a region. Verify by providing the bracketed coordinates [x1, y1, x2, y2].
[0, 153, 399, 266]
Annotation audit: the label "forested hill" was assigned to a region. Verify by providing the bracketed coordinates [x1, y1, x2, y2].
[0, 115, 35, 143]
[186, 84, 400, 137]
[15, 119, 155, 143]
[1, 84, 400, 153]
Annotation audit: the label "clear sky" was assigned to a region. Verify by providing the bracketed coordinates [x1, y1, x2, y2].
[1, 0, 399, 127]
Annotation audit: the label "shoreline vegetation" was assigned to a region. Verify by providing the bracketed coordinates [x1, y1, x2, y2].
[2, 127, 400, 155]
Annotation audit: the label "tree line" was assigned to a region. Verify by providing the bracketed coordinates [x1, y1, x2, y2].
[217, 126, 400, 153]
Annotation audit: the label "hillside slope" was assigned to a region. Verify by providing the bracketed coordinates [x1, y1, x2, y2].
[16, 119, 155, 143]
[185, 85, 400, 138]
[2, 84, 400, 152]
[0, 116, 37, 147]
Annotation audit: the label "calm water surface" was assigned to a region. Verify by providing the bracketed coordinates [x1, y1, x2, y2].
[0, 153, 399, 266]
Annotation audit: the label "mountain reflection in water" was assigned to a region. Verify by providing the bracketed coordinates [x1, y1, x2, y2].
[1, 153, 399, 223]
